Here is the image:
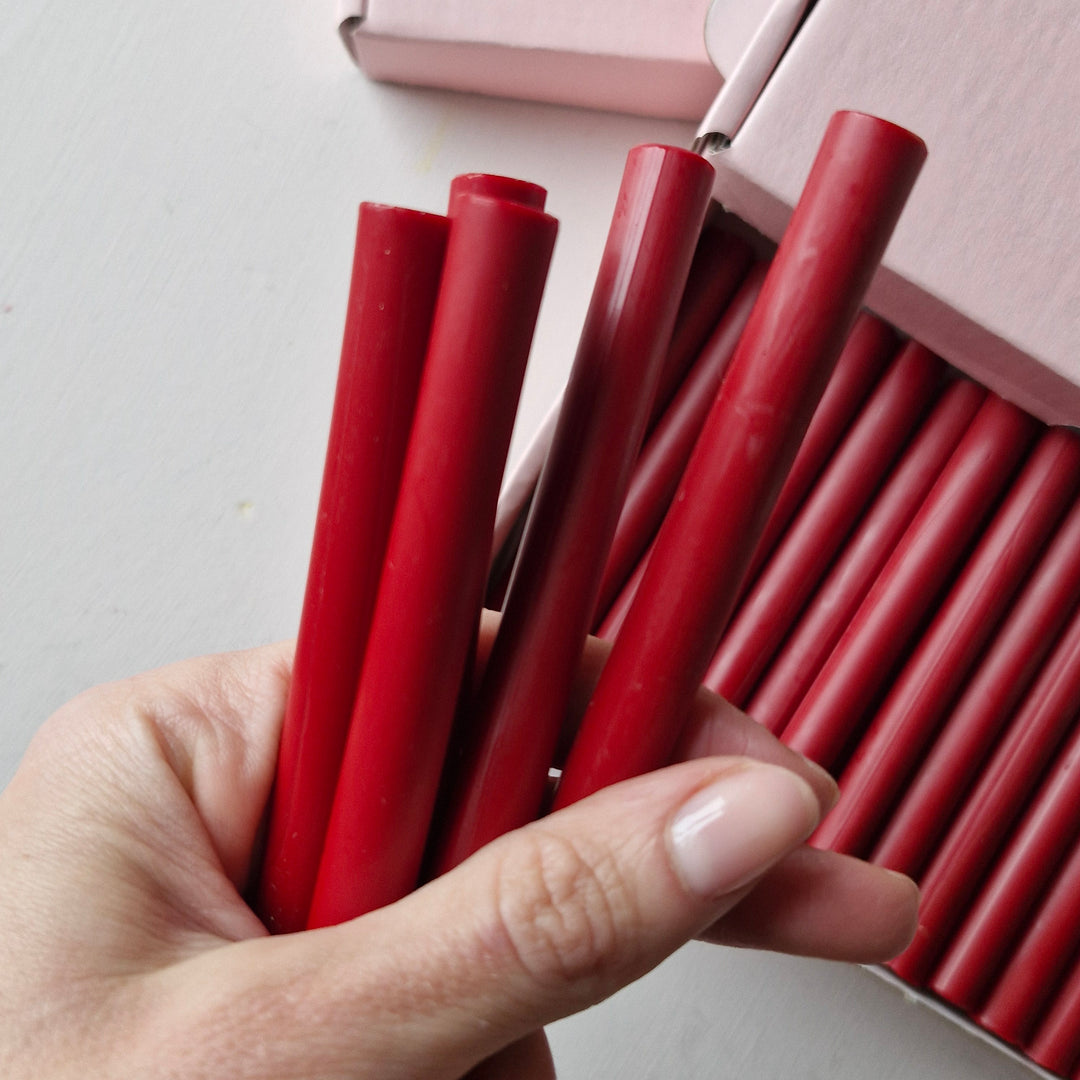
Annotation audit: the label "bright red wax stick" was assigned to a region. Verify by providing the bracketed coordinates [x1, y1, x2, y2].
[934, 709, 1080, 1013]
[781, 394, 1038, 770]
[704, 341, 942, 706]
[428, 145, 714, 874]
[872, 494, 1080, 877]
[979, 827, 1080, 1046]
[1025, 955, 1080, 1077]
[742, 312, 899, 591]
[554, 111, 927, 808]
[889, 600, 1080, 985]
[306, 193, 557, 927]
[254, 203, 449, 935]
[815, 428, 1080, 856]
[596, 539, 651, 642]
[594, 265, 766, 623]
[747, 379, 984, 734]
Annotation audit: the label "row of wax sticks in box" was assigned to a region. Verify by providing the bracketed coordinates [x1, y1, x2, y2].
[571, 227, 1080, 1076]
[249, 110, 958, 1060]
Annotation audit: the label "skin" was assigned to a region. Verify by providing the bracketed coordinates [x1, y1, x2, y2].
[0, 617, 918, 1079]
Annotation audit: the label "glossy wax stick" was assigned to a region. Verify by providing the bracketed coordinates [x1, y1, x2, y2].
[705, 342, 942, 705]
[742, 312, 899, 590]
[428, 145, 714, 874]
[555, 112, 927, 808]
[782, 394, 1038, 769]
[889, 600, 1080, 985]
[254, 204, 449, 935]
[1025, 953, 1080, 1077]
[816, 428, 1080, 856]
[747, 379, 985, 734]
[448, 172, 547, 214]
[594, 265, 766, 623]
[934, 714, 1080, 1013]
[306, 194, 557, 927]
[980, 833, 1080, 1047]
[872, 494, 1080, 877]
[596, 540, 651, 642]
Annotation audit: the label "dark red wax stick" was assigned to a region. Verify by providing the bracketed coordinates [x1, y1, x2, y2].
[747, 379, 984, 734]
[704, 341, 942, 705]
[815, 428, 1080, 856]
[429, 145, 714, 873]
[934, 712, 1080, 1013]
[594, 265, 766, 623]
[1025, 956, 1080, 1077]
[555, 111, 927, 808]
[306, 194, 557, 927]
[980, 832, 1080, 1046]
[741, 312, 899, 590]
[255, 204, 449, 934]
[782, 394, 1038, 770]
[890, 600, 1080, 984]
[872, 495, 1080, 877]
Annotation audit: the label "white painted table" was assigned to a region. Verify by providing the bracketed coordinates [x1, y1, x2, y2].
[0, 3, 1045, 1076]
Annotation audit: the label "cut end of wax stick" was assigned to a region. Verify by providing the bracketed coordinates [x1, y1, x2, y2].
[554, 111, 926, 810]
[449, 173, 548, 216]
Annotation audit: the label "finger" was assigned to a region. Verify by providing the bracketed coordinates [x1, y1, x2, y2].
[700, 846, 919, 963]
[464, 1031, 555, 1080]
[163, 757, 821, 1080]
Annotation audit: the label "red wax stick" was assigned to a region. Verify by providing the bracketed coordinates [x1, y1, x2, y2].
[705, 341, 942, 705]
[596, 539, 651, 642]
[872, 494, 1080, 877]
[980, 832, 1080, 1047]
[934, 712, 1080, 1013]
[1025, 955, 1080, 1077]
[594, 265, 766, 622]
[255, 204, 449, 934]
[742, 312, 899, 590]
[782, 394, 1038, 770]
[816, 428, 1080, 856]
[889, 600, 1080, 985]
[307, 194, 557, 927]
[555, 111, 927, 808]
[428, 145, 714, 874]
[747, 379, 984, 734]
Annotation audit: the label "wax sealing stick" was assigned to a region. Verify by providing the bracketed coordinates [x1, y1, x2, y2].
[254, 204, 449, 935]
[889, 601, 1080, 985]
[555, 111, 927, 808]
[306, 193, 557, 927]
[781, 394, 1038, 770]
[872, 495, 1080, 877]
[427, 145, 714, 874]
[980, 833, 1080, 1046]
[816, 428, 1080, 856]
[593, 265, 766, 623]
[596, 539, 652, 641]
[934, 712, 1080, 1013]
[747, 379, 984, 733]
[704, 342, 942, 706]
[741, 312, 899, 590]
[1025, 956, 1080, 1077]
[448, 172, 547, 215]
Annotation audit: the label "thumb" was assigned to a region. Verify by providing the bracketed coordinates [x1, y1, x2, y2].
[158, 758, 819, 1080]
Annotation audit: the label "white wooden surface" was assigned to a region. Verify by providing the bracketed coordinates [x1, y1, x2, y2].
[0, 2, 1047, 1076]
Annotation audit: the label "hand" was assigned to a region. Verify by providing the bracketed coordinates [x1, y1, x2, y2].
[0, 619, 917, 1079]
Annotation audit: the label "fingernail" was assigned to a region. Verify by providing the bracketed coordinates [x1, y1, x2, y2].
[668, 765, 821, 900]
[799, 755, 840, 812]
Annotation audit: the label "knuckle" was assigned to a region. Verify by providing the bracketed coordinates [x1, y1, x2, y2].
[490, 827, 643, 998]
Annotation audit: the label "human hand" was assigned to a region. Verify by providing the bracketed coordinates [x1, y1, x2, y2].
[0, 617, 917, 1079]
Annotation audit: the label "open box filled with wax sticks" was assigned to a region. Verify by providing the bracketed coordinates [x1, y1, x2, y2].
[257, 0, 1080, 1075]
